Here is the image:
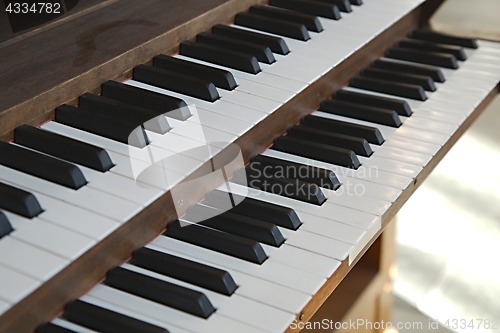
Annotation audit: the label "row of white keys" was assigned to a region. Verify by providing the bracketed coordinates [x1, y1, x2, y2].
[0, 165, 141, 223]
[1, 211, 94, 260]
[146, 242, 312, 314]
[0, 264, 40, 306]
[83, 288, 262, 333]
[262, 148, 414, 191]
[223, 182, 380, 231]
[152, 235, 326, 296]
[121, 263, 295, 333]
[41, 121, 206, 184]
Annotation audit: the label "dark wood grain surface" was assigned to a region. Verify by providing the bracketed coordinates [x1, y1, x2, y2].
[0, 0, 266, 141]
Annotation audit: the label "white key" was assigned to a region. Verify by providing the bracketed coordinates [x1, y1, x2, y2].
[4, 212, 94, 260]
[220, 77, 295, 103]
[358, 155, 422, 178]
[123, 263, 295, 333]
[0, 165, 141, 223]
[26, 191, 119, 241]
[146, 243, 311, 314]
[78, 166, 163, 207]
[372, 145, 432, 166]
[107, 150, 184, 190]
[380, 135, 441, 156]
[0, 265, 40, 304]
[401, 116, 459, 135]
[297, 211, 366, 245]
[321, 185, 392, 215]
[189, 108, 254, 136]
[262, 149, 412, 191]
[261, 243, 340, 277]
[224, 182, 380, 230]
[85, 286, 262, 333]
[275, 229, 352, 261]
[152, 235, 325, 295]
[51, 319, 100, 333]
[0, 236, 67, 282]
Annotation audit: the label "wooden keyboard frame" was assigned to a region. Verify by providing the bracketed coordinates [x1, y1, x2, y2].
[2, 0, 499, 332]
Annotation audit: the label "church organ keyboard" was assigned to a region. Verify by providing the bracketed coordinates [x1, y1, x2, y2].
[0, 0, 499, 332]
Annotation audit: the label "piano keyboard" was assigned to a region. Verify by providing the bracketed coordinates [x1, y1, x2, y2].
[1, 0, 500, 332]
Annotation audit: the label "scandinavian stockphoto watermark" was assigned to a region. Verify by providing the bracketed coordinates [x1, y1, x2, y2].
[128, 104, 248, 223]
[127, 103, 376, 224]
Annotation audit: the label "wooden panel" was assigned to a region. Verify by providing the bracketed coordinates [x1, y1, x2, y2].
[0, 0, 266, 141]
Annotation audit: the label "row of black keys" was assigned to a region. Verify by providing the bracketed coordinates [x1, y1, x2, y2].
[0, 26, 477, 196]
[35, 189, 307, 333]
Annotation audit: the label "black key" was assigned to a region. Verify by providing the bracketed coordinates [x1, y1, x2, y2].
[271, 135, 361, 169]
[251, 154, 341, 190]
[0, 141, 86, 190]
[373, 59, 445, 83]
[36, 323, 76, 333]
[0, 181, 43, 218]
[130, 247, 238, 296]
[0, 182, 43, 219]
[288, 124, 373, 157]
[165, 220, 268, 264]
[212, 24, 290, 55]
[362, 67, 436, 92]
[105, 267, 215, 319]
[79, 93, 171, 134]
[101, 81, 191, 121]
[64, 300, 168, 333]
[350, 0, 362, 4]
[410, 29, 478, 49]
[180, 40, 261, 74]
[196, 32, 275, 64]
[350, 76, 427, 101]
[269, 0, 341, 20]
[203, 190, 302, 230]
[235, 12, 310, 41]
[249, 5, 323, 32]
[302, 114, 384, 145]
[320, 99, 402, 127]
[335, 89, 412, 116]
[386, 47, 459, 69]
[154, 54, 238, 89]
[235, 167, 327, 205]
[0, 211, 14, 239]
[184, 205, 285, 247]
[15, 125, 114, 172]
[313, 0, 352, 13]
[56, 104, 149, 148]
[399, 39, 467, 61]
[133, 64, 219, 102]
